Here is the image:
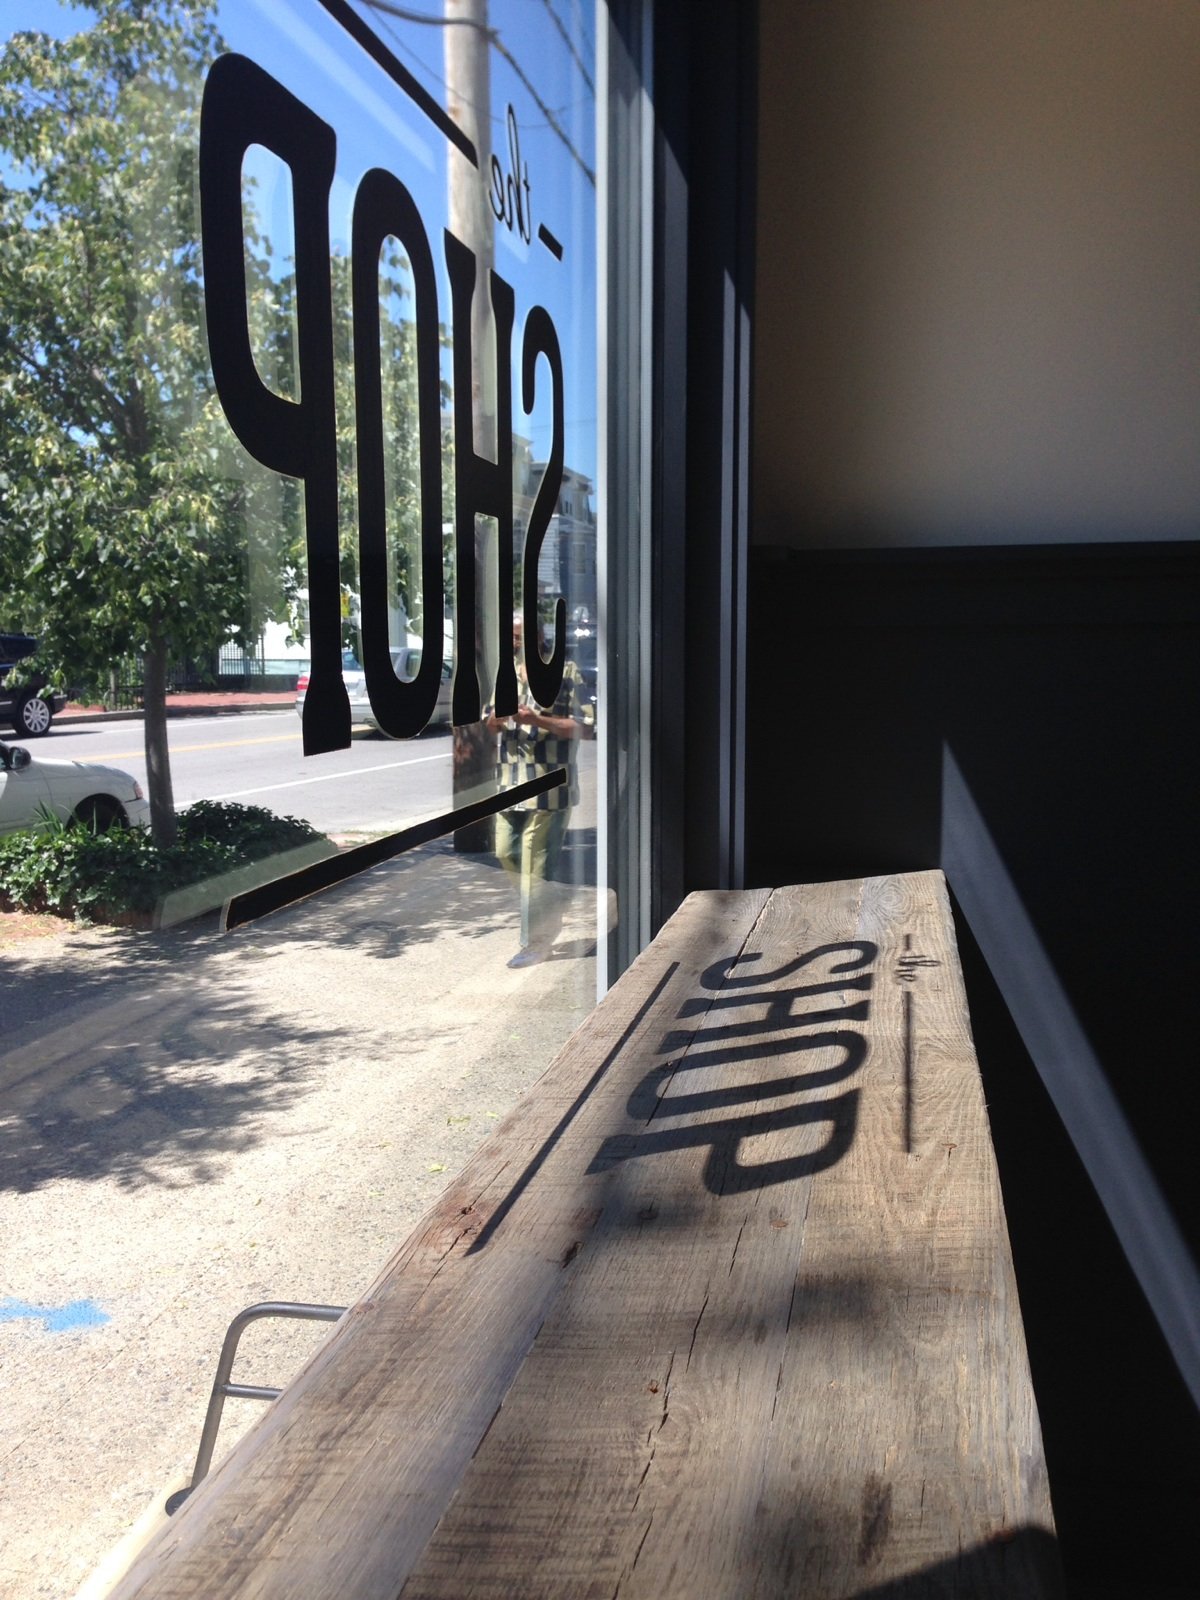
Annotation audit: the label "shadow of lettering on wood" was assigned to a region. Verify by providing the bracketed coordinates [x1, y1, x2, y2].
[896, 932, 942, 1152]
[589, 941, 879, 1194]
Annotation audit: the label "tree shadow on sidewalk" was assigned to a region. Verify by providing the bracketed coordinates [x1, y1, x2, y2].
[0, 833, 599, 1195]
[240, 838, 530, 958]
[0, 961, 337, 1194]
[0, 917, 217, 1042]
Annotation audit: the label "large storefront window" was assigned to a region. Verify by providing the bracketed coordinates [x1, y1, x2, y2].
[0, 2, 648, 1591]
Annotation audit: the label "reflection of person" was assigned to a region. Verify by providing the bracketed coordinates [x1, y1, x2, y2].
[484, 615, 585, 968]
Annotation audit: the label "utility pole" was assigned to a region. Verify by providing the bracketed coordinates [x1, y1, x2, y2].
[444, 0, 499, 851]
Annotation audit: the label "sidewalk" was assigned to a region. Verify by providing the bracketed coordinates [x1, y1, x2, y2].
[58, 690, 296, 725]
[0, 838, 599, 1600]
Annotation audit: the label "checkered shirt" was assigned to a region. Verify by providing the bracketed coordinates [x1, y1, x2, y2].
[494, 659, 585, 811]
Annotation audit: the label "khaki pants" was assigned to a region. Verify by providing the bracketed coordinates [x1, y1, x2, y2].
[495, 807, 570, 951]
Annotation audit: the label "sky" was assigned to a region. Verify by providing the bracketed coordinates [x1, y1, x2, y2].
[3, 0, 599, 482]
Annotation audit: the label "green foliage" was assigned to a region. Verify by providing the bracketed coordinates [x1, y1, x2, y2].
[0, 1, 454, 840]
[323, 249, 456, 640]
[0, 800, 323, 921]
[0, 2, 302, 839]
[174, 798, 320, 856]
[0, 4, 452, 682]
[0, 2, 285, 670]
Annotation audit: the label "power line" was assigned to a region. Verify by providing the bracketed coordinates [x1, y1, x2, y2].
[360, 3, 587, 136]
[358, 0, 595, 187]
[566, 0, 594, 70]
[538, 0, 593, 97]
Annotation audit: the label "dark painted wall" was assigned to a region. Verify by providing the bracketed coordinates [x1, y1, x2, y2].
[745, 541, 1199, 1597]
[745, 7, 1199, 1589]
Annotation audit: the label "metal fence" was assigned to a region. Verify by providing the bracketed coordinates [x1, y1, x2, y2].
[76, 645, 304, 709]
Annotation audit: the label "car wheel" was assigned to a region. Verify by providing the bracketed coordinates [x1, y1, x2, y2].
[15, 693, 52, 737]
[74, 796, 126, 832]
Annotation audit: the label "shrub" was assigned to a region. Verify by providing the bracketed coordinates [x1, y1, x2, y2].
[0, 802, 326, 922]
[174, 800, 321, 857]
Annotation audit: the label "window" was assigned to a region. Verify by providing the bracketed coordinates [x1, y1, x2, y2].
[0, 1, 651, 1587]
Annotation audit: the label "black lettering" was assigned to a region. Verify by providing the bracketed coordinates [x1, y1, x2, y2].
[489, 154, 507, 226]
[661, 1000, 869, 1056]
[507, 106, 531, 243]
[625, 1029, 868, 1122]
[668, 1032, 868, 1107]
[444, 232, 517, 723]
[491, 106, 533, 244]
[520, 304, 566, 707]
[351, 169, 446, 738]
[199, 54, 348, 755]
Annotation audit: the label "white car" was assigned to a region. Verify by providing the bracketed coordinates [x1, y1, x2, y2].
[0, 739, 151, 837]
[296, 645, 453, 733]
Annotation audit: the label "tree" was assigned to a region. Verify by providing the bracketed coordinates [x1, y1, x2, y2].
[0, 1, 299, 844]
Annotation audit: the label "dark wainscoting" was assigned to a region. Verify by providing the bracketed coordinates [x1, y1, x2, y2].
[746, 540, 1199, 1599]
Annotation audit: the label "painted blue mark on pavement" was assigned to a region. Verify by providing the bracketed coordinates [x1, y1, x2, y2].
[0, 1296, 110, 1333]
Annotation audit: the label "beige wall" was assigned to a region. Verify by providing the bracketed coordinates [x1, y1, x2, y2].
[753, 0, 1200, 546]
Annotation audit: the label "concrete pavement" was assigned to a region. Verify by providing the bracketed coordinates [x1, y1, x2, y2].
[0, 835, 604, 1599]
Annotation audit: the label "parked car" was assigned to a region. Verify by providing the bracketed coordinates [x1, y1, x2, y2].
[0, 739, 151, 836]
[569, 627, 598, 728]
[296, 645, 453, 733]
[0, 632, 68, 737]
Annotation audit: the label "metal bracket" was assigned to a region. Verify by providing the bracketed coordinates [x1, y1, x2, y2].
[166, 1301, 346, 1514]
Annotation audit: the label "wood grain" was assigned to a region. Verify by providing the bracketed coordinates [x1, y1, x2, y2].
[111, 875, 1060, 1599]
[109, 890, 771, 1600]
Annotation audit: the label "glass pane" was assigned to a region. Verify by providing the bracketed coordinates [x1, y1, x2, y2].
[0, 2, 644, 1591]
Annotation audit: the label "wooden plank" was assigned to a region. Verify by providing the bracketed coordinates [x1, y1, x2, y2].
[109, 890, 773, 1600]
[756, 871, 1059, 1596]
[113, 874, 1059, 1599]
[748, 872, 1060, 1596]
[396, 872, 1059, 1598]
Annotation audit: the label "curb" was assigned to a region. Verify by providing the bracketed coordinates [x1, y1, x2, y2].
[58, 702, 294, 726]
[70, 1472, 191, 1600]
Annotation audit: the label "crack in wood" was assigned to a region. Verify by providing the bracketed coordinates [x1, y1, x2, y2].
[610, 1510, 655, 1600]
[660, 1348, 675, 1422]
[632, 1365, 670, 1515]
[685, 1293, 710, 1372]
[728, 1218, 748, 1276]
[428, 1223, 475, 1280]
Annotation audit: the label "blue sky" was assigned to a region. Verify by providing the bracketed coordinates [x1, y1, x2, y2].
[4, 0, 598, 481]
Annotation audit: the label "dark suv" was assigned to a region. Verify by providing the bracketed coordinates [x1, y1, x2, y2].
[0, 633, 68, 737]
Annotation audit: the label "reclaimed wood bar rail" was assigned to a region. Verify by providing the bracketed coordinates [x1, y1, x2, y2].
[113, 871, 1062, 1599]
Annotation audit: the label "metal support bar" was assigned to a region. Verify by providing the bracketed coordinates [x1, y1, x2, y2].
[167, 1301, 346, 1513]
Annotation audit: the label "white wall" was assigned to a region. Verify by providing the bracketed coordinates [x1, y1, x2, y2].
[753, 0, 1200, 547]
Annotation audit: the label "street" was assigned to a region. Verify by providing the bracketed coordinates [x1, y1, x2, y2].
[41, 711, 598, 838]
[39, 711, 470, 837]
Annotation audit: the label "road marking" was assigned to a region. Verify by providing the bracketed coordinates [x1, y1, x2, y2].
[95, 733, 302, 761]
[0, 1296, 110, 1333]
[209, 751, 447, 801]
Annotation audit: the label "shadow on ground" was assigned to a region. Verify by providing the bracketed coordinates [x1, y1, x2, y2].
[0, 964, 336, 1193]
[0, 834, 598, 1196]
[242, 835, 597, 961]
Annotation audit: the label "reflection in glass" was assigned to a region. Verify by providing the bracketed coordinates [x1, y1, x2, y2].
[0, 5, 617, 1580]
